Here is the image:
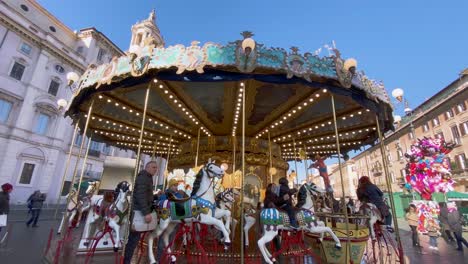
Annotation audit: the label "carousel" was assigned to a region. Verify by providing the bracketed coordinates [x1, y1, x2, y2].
[46, 27, 405, 264]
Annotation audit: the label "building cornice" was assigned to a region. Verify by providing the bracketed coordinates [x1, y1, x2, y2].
[78, 28, 124, 56]
[0, 10, 86, 72]
[26, 0, 76, 39]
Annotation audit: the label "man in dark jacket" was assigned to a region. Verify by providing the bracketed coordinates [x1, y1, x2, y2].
[124, 161, 158, 264]
[0, 183, 13, 233]
[26, 190, 46, 227]
[438, 202, 455, 242]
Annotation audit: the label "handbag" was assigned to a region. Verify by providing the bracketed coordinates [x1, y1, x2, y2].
[132, 210, 157, 232]
[0, 214, 7, 227]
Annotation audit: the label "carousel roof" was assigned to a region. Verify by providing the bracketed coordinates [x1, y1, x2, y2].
[66, 33, 394, 160]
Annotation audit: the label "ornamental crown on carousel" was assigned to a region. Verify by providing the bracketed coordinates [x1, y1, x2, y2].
[404, 136, 457, 200]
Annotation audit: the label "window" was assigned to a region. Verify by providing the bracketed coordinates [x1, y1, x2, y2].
[97, 48, 106, 62]
[20, 42, 32, 55]
[445, 109, 455, 120]
[20, 4, 29, 12]
[451, 126, 461, 145]
[75, 134, 83, 146]
[34, 113, 50, 135]
[390, 172, 396, 183]
[400, 169, 407, 178]
[408, 131, 415, 140]
[435, 131, 444, 140]
[90, 140, 101, 150]
[9, 61, 26, 81]
[77, 46, 84, 54]
[48, 79, 60, 96]
[103, 145, 112, 155]
[432, 117, 440, 127]
[0, 99, 12, 123]
[422, 123, 429, 132]
[460, 121, 468, 136]
[49, 26, 56, 32]
[455, 102, 466, 114]
[397, 149, 403, 160]
[61, 181, 71, 196]
[19, 163, 35, 184]
[455, 153, 466, 170]
[55, 64, 65, 74]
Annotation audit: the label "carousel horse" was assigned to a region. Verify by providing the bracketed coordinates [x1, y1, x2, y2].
[76, 181, 99, 227]
[215, 188, 237, 234]
[105, 181, 131, 251]
[243, 202, 256, 248]
[57, 188, 80, 234]
[357, 203, 383, 240]
[258, 182, 342, 264]
[147, 160, 229, 264]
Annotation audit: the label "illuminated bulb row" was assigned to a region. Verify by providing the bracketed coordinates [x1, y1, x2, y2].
[97, 94, 192, 138]
[231, 83, 244, 136]
[92, 116, 180, 142]
[256, 89, 328, 139]
[95, 129, 177, 148]
[273, 108, 370, 142]
[282, 150, 336, 158]
[155, 79, 210, 136]
[116, 142, 181, 152]
[281, 141, 362, 152]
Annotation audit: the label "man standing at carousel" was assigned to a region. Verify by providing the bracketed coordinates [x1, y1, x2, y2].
[124, 161, 158, 264]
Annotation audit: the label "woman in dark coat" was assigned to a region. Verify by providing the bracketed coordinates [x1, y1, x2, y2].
[0, 183, 13, 233]
[277, 177, 298, 227]
[356, 176, 392, 227]
[264, 183, 279, 208]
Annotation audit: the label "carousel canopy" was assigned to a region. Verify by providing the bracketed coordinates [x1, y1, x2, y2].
[65, 33, 394, 160]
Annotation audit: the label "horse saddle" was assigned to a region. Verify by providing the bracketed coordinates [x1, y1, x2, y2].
[168, 193, 191, 217]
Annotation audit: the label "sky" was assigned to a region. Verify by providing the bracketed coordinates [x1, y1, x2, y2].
[38, 0, 468, 182]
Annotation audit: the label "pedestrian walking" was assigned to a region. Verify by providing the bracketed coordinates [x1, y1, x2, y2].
[426, 218, 441, 250]
[0, 183, 13, 234]
[439, 202, 455, 242]
[447, 206, 468, 251]
[406, 204, 421, 247]
[26, 190, 46, 227]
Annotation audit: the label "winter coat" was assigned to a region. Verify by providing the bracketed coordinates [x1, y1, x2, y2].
[426, 223, 440, 237]
[439, 206, 451, 230]
[263, 191, 279, 209]
[357, 183, 389, 217]
[277, 182, 293, 207]
[406, 211, 419, 227]
[132, 170, 154, 216]
[447, 210, 463, 233]
[28, 192, 45, 209]
[0, 191, 10, 214]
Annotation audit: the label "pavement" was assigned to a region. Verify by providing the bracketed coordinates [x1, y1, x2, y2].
[0, 207, 467, 263]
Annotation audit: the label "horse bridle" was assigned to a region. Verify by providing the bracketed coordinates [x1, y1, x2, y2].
[194, 162, 223, 198]
[217, 189, 234, 210]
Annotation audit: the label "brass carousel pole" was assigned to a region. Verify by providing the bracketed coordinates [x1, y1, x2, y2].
[268, 131, 273, 183]
[54, 122, 79, 219]
[162, 135, 173, 191]
[375, 115, 405, 264]
[232, 136, 236, 187]
[292, 138, 299, 187]
[302, 142, 309, 184]
[240, 83, 246, 264]
[151, 139, 158, 160]
[331, 95, 350, 262]
[151, 139, 159, 192]
[195, 127, 201, 167]
[76, 135, 93, 193]
[121, 83, 151, 260]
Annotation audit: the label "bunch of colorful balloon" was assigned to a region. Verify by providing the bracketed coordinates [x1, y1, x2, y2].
[413, 201, 440, 233]
[403, 137, 456, 200]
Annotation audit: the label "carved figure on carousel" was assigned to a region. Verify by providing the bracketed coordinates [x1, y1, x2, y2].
[309, 154, 333, 193]
[147, 160, 230, 264]
[258, 181, 342, 264]
[57, 181, 99, 235]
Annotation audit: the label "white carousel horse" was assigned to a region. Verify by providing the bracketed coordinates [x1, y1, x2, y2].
[76, 181, 99, 227]
[105, 181, 130, 251]
[357, 202, 383, 240]
[243, 202, 256, 247]
[257, 183, 342, 264]
[58, 188, 79, 234]
[147, 160, 229, 264]
[215, 188, 236, 234]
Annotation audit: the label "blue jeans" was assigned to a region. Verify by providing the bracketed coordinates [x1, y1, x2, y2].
[429, 236, 438, 247]
[27, 209, 41, 226]
[384, 213, 392, 226]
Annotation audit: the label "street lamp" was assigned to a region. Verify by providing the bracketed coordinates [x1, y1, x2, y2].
[66, 71, 80, 93]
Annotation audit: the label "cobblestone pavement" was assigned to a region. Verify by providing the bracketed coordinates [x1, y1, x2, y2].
[0, 208, 467, 264]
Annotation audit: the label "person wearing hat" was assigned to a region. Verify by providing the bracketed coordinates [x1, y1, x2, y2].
[159, 179, 185, 200]
[0, 183, 13, 233]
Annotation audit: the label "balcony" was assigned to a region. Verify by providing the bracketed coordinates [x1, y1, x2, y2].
[88, 149, 101, 157]
[77, 170, 102, 180]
